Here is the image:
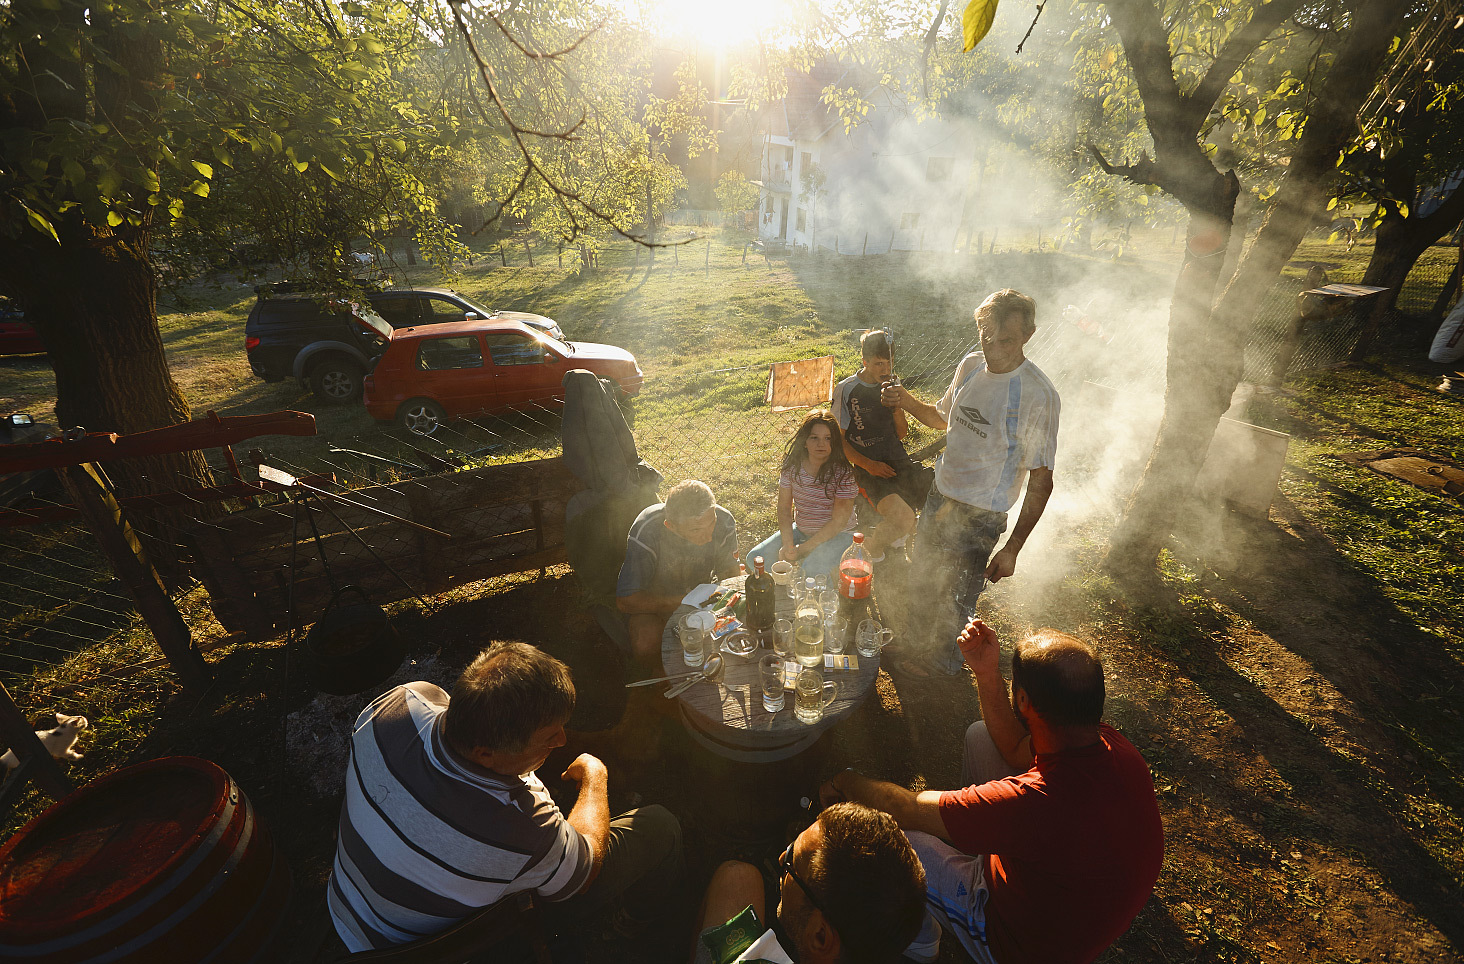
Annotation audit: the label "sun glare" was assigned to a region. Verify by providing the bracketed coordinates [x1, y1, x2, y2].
[630, 0, 796, 48]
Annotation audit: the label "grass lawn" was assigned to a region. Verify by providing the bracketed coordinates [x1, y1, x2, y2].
[0, 228, 1460, 963]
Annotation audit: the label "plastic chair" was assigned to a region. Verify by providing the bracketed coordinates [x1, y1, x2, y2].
[336, 891, 552, 964]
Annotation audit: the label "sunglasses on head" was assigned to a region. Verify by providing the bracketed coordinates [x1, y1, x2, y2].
[779, 842, 829, 920]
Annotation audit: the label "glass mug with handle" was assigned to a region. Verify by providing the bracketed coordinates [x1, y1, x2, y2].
[795, 669, 838, 724]
[855, 618, 894, 659]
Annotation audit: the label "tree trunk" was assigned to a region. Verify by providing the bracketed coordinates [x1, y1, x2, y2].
[1106, 204, 1240, 575]
[0, 215, 211, 579]
[1429, 237, 1464, 320]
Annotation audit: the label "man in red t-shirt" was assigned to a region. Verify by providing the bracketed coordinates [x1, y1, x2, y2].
[820, 622, 1163, 963]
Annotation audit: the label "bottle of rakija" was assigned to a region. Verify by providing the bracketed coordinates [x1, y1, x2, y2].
[745, 555, 776, 633]
[837, 533, 874, 623]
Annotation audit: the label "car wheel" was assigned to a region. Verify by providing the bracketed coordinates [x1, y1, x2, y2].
[311, 356, 364, 403]
[396, 398, 448, 437]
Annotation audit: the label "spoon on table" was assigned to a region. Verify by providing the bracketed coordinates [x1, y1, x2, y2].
[664, 654, 724, 699]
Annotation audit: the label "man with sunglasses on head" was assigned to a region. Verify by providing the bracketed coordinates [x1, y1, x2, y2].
[689, 803, 926, 964]
[819, 621, 1163, 964]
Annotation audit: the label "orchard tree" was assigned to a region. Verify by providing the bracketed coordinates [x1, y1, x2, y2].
[1056, 0, 1411, 575]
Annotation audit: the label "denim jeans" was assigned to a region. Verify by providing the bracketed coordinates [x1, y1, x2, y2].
[912, 488, 1007, 674]
[746, 526, 855, 584]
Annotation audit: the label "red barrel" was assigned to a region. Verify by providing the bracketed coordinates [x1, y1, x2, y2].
[0, 756, 291, 963]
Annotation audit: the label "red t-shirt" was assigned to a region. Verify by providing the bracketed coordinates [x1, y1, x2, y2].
[938, 725, 1163, 964]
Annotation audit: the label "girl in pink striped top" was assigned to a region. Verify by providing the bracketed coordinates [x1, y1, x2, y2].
[747, 409, 859, 581]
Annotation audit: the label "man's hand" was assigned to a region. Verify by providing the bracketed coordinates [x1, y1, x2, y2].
[864, 459, 897, 479]
[818, 769, 856, 808]
[984, 544, 1019, 582]
[957, 617, 1001, 679]
[779, 543, 802, 563]
[880, 383, 908, 409]
[561, 753, 607, 787]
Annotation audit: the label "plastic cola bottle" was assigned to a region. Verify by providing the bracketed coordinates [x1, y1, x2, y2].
[837, 533, 874, 623]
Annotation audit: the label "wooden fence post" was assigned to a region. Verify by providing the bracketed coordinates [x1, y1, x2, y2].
[58, 463, 211, 693]
[862, 232, 868, 256]
[0, 681, 73, 809]
[522, 238, 533, 266]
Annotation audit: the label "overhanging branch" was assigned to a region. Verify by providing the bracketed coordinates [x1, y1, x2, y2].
[1183, 0, 1307, 126]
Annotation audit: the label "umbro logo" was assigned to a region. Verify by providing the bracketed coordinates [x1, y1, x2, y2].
[959, 405, 990, 425]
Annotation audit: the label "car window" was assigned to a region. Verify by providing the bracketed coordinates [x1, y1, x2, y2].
[484, 332, 549, 366]
[416, 336, 483, 371]
[371, 298, 417, 328]
[421, 296, 469, 322]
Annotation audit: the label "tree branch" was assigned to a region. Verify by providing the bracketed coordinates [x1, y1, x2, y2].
[1104, 0, 1189, 153]
[1088, 142, 1165, 188]
[1183, 0, 1307, 126]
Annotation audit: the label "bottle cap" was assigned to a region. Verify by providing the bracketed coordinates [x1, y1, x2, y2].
[852, 532, 864, 543]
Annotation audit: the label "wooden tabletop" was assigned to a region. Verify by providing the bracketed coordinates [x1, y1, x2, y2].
[659, 576, 881, 752]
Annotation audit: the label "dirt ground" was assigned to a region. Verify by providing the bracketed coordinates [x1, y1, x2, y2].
[116, 473, 1460, 964]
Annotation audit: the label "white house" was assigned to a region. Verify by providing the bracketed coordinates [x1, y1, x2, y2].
[753, 63, 978, 254]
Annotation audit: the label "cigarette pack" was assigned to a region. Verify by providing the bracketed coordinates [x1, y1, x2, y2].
[824, 653, 859, 671]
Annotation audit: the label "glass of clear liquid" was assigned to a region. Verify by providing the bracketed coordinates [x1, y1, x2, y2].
[760, 654, 786, 713]
[794, 610, 824, 668]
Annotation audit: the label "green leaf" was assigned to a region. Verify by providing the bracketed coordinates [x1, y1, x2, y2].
[962, 0, 1000, 53]
[1327, 197, 1339, 211]
[24, 205, 60, 243]
[107, 210, 125, 227]
[187, 179, 210, 197]
[191, 160, 214, 179]
[168, 198, 186, 219]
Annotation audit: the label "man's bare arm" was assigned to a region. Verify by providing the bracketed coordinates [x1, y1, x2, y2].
[882, 384, 947, 430]
[984, 466, 1053, 583]
[562, 754, 610, 890]
[818, 770, 950, 841]
[959, 619, 1035, 771]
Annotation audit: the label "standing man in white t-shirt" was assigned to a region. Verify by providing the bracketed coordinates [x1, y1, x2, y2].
[879, 290, 1059, 677]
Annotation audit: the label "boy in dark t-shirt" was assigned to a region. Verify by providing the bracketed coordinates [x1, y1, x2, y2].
[832, 329, 930, 562]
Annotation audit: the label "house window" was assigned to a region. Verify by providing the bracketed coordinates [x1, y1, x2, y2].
[800, 151, 812, 172]
[926, 157, 954, 182]
[796, 208, 807, 232]
[900, 213, 920, 230]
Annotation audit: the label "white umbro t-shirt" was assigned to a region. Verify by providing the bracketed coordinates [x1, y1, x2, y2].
[934, 352, 1060, 513]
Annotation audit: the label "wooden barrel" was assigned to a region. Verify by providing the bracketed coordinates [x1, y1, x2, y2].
[0, 756, 291, 963]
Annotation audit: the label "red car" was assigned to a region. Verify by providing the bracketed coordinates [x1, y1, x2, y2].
[363, 319, 643, 436]
[0, 299, 43, 355]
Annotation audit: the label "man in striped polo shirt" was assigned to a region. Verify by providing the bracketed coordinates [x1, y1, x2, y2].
[328, 642, 683, 951]
[879, 290, 1060, 678]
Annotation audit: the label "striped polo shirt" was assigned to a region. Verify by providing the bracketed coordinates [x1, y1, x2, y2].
[780, 463, 857, 533]
[327, 682, 592, 951]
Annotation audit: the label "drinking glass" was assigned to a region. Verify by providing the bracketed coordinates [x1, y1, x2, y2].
[823, 615, 849, 655]
[760, 654, 786, 713]
[787, 563, 803, 599]
[814, 573, 828, 594]
[678, 612, 709, 666]
[794, 610, 824, 668]
[819, 589, 840, 618]
[856, 618, 895, 658]
[774, 617, 795, 658]
[795, 669, 837, 724]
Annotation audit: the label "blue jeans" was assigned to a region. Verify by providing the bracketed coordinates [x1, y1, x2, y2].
[747, 527, 855, 583]
[912, 488, 1007, 673]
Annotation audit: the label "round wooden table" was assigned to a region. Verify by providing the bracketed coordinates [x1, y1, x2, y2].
[659, 576, 880, 763]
